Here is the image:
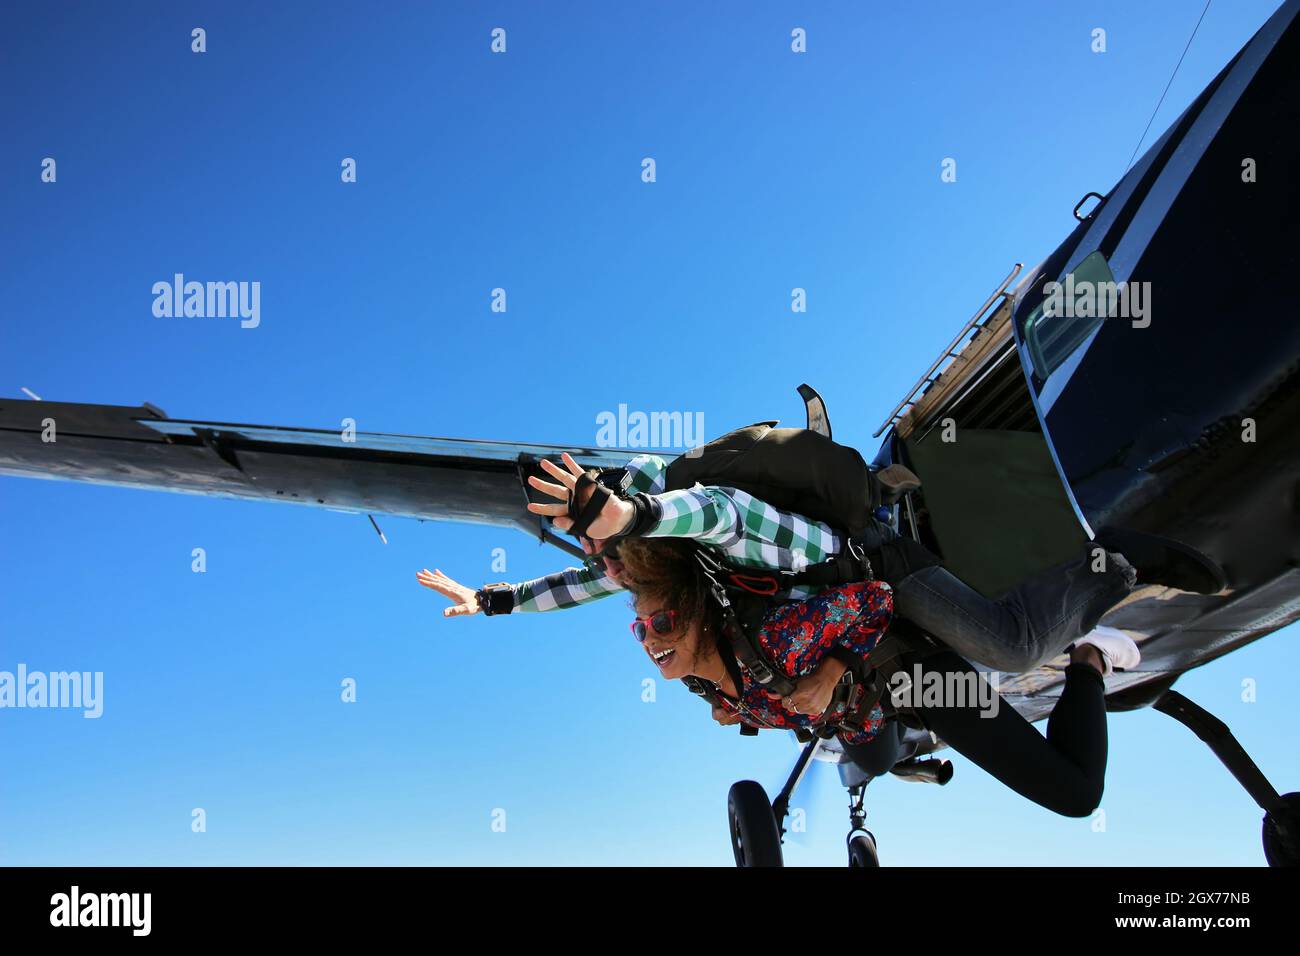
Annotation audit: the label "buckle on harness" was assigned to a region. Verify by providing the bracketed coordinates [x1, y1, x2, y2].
[746, 658, 780, 687]
[682, 676, 710, 698]
[846, 537, 873, 581]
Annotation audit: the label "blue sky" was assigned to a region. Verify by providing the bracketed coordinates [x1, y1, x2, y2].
[1, 0, 1294, 865]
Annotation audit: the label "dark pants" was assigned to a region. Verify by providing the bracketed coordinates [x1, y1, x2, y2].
[843, 651, 1107, 817]
[857, 519, 1136, 672]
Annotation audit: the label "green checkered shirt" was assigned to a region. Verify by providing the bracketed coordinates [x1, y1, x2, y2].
[511, 454, 844, 612]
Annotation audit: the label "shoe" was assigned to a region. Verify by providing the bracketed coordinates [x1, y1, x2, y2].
[874, 464, 921, 507]
[1074, 625, 1140, 677]
[1094, 527, 1227, 595]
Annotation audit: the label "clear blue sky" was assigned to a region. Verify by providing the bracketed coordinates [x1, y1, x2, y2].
[1, 0, 1294, 865]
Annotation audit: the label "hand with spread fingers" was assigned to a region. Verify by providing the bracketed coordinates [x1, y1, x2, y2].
[416, 568, 480, 618]
[525, 451, 636, 540]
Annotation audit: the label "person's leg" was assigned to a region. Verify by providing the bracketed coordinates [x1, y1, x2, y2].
[891, 553, 1134, 672]
[852, 516, 1135, 672]
[902, 649, 1107, 817]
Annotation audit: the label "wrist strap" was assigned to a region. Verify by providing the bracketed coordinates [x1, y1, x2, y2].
[568, 473, 612, 539]
[604, 493, 657, 544]
[476, 583, 515, 616]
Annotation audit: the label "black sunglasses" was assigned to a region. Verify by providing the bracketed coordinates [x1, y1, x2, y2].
[580, 537, 621, 570]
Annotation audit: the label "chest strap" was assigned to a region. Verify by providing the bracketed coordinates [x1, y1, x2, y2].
[719, 524, 946, 597]
[803, 630, 911, 737]
[683, 613, 923, 741]
[682, 676, 759, 736]
[694, 549, 798, 698]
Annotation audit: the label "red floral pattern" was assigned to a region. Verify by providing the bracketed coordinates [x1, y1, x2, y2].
[712, 581, 893, 744]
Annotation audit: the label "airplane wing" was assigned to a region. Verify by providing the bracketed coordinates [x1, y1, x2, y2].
[0, 398, 643, 559]
[2, 392, 1292, 739]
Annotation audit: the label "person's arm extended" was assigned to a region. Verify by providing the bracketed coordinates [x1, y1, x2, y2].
[524, 452, 780, 552]
[639, 485, 746, 546]
[511, 564, 625, 612]
[416, 563, 623, 617]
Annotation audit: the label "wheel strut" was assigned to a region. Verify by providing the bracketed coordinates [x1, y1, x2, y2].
[771, 738, 822, 841]
[1154, 689, 1298, 865]
[1153, 690, 1283, 814]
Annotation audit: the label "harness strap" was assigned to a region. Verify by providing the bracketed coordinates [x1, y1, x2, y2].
[774, 543, 872, 589]
[683, 627, 934, 740]
[720, 592, 797, 698]
[807, 629, 926, 736]
[719, 540, 874, 597]
[682, 675, 758, 736]
[688, 546, 945, 740]
[694, 549, 798, 698]
[718, 532, 944, 597]
[810, 671, 862, 738]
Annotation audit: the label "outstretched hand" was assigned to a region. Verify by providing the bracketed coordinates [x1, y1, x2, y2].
[416, 568, 480, 618]
[525, 452, 634, 540]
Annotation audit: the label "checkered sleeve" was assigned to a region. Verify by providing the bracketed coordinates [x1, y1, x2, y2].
[512, 564, 627, 612]
[641, 484, 837, 557]
[621, 454, 669, 495]
[642, 485, 745, 547]
[637, 482, 841, 592]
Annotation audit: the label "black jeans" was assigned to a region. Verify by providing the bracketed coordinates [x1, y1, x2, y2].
[842, 651, 1107, 818]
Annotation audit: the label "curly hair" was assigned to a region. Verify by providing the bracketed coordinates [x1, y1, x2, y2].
[616, 538, 722, 643]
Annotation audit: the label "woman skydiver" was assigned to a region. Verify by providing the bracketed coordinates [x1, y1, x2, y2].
[418, 451, 1221, 682]
[614, 536, 1136, 818]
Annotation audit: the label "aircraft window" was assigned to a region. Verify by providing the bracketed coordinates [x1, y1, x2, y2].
[1021, 251, 1115, 384]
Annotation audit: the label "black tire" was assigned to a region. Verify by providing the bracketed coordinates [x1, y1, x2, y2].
[727, 780, 783, 867]
[1263, 792, 1300, 867]
[848, 830, 880, 867]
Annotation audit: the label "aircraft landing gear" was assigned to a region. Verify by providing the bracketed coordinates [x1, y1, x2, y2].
[1154, 690, 1299, 867]
[728, 737, 824, 867]
[848, 831, 880, 867]
[846, 783, 879, 867]
[1263, 793, 1300, 867]
[727, 780, 784, 867]
[726, 729, 956, 866]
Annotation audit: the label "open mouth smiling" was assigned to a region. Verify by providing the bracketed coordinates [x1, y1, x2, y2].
[648, 646, 677, 669]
